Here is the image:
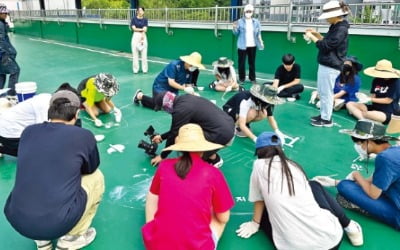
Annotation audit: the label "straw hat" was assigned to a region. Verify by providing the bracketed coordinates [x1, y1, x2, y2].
[318, 1, 349, 20]
[95, 73, 120, 97]
[250, 83, 285, 105]
[180, 52, 205, 70]
[212, 57, 233, 68]
[163, 123, 224, 152]
[364, 59, 400, 79]
[339, 119, 398, 141]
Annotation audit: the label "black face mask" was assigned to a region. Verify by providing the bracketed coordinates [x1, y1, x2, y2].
[342, 64, 353, 75]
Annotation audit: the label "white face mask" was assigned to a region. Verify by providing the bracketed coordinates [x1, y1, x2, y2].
[245, 12, 253, 19]
[188, 66, 198, 72]
[354, 143, 368, 159]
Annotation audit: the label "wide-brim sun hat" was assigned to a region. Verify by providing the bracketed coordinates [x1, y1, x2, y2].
[339, 119, 398, 141]
[163, 123, 224, 152]
[95, 73, 120, 97]
[0, 4, 9, 14]
[318, 0, 349, 20]
[212, 57, 234, 68]
[345, 56, 363, 72]
[250, 83, 285, 105]
[363, 59, 400, 79]
[180, 52, 206, 70]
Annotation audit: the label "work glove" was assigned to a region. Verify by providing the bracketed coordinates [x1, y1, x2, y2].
[113, 107, 122, 123]
[253, 137, 257, 143]
[277, 85, 285, 94]
[346, 171, 356, 181]
[303, 33, 312, 44]
[184, 86, 195, 94]
[356, 92, 371, 104]
[311, 176, 337, 187]
[236, 221, 260, 239]
[274, 129, 285, 145]
[94, 119, 103, 127]
[309, 91, 318, 104]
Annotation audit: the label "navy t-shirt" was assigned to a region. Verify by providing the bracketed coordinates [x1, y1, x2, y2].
[153, 60, 193, 94]
[274, 64, 301, 86]
[4, 122, 100, 240]
[130, 16, 148, 28]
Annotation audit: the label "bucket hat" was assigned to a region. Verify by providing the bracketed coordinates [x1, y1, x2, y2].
[180, 52, 205, 70]
[163, 123, 224, 152]
[255, 132, 282, 149]
[212, 57, 234, 68]
[318, 1, 349, 20]
[363, 59, 400, 79]
[0, 4, 9, 14]
[250, 83, 285, 105]
[340, 119, 398, 141]
[344, 56, 363, 72]
[95, 73, 120, 97]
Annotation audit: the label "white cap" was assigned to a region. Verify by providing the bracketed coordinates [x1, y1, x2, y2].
[244, 4, 254, 12]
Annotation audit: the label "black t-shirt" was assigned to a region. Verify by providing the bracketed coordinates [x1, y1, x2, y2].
[161, 94, 235, 158]
[370, 78, 400, 114]
[274, 64, 301, 86]
[4, 122, 100, 240]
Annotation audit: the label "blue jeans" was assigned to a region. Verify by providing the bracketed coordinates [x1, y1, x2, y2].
[317, 64, 339, 121]
[337, 180, 400, 230]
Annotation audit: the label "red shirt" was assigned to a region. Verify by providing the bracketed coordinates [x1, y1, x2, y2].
[142, 153, 234, 250]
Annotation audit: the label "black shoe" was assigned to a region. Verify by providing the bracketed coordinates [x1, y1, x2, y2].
[293, 94, 301, 100]
[238, 86, 245, 92]
[209, 82, 216, 90]
[206, 154, 224, 168]
[133, 89, 142, 105]
[310, 115, 321, 122]
[238, 80, 245, 85]
[311, 117, 333, 127]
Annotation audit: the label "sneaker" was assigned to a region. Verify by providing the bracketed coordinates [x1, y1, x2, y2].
[311, 117, 333, 127]
[293, 93, 301, 100]
[336, 194, 369, 215]
[344, 220, 364, 246]
[238, 79, 245, 85]
[235, 127, 247, 137]
[209, 82, 216, 90]
[310, 115, 321, 122]
[208, 154, 224, 168]
[56, 227, 96, 250]
[133, 89, 142, 105]
[334, 99, 345, 111]
[286, 97, 296, 102]
[238, 86, 245, 92]
[35, 240, 52, 250]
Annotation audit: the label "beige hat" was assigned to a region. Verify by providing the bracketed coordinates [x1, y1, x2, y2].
[180, 52, 205, 70]
[163, 123, 224, 152]
[364, 59, 400, 79]
[250, 84, 285, 105]
[318, 1, 349, 20]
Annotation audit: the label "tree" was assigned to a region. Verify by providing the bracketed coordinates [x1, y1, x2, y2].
[82, 0, 129, 9]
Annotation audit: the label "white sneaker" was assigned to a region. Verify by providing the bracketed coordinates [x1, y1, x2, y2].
[35, 240, 52, 250]
[345, 220, 363, 246]
[334, 99, 345, 111]
[56, 227, 96, 250]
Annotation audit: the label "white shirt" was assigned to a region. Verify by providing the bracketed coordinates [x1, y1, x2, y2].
[245, 18, 255, 47]
[0, 94, 51, 138]
[238, 98, 258, 119]
[249, 158, 343, 250]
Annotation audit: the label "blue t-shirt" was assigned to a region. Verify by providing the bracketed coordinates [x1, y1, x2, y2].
[152, 60, 192, 94]
[370, 78, 400, 114]
[4, 122, 100, 240]
[373, 146, 400, 210]
[333, 74, 361, 103]
[130, 16, 148, 28]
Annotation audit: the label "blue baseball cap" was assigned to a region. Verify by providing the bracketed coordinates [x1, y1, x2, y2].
[255, 132, 281, 149]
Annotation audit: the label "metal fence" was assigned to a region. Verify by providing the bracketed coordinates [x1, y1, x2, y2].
[10, 2, 400, 26]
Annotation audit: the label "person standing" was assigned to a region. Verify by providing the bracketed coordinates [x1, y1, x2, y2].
[142, 124, 234, 250]
[0, 4, 19, 99]
[305, 0, 350, 127]
[232, 4, 264, 84]
[4, 90, 104, 250]
[130, 6, 148, 74]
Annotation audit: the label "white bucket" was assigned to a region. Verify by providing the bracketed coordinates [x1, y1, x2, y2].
[15, 82, 37, 102]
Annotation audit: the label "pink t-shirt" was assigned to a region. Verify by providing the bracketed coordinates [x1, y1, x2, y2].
[142, 153, 234, 250]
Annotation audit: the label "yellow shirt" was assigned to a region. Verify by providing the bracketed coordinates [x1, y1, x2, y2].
[80, 78, 105, 107]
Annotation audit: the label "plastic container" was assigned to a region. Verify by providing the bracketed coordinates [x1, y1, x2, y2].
[15, 82, 37, 102]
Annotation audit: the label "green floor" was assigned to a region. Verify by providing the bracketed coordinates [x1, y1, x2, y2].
[0, 34, 399, 249]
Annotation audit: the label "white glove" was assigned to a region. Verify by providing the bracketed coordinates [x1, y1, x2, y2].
[356, 92, 371, 104]
[311, 176, 337, 187]
[113, 107, 122, 123]
[274, 129, 285, 145]
[236, 221, 260, 238]
[346, 171, 356, 181]
[253, 137, 257, 143]
[303, 33, 312, 44]
[94, 119, 103, 127]
[309, 91, 318, 104]
[277, 86, 285, 94]
[225, 86, 233, 92]
[184, 86, 195, 94]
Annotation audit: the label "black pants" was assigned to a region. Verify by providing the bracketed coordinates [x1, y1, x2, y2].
[0, 71, 20, 96]
[264, 81, 304, 98]
[238, 47, 256, 82]
[260, 181, 348, 249]
[0, 136, 19, 156]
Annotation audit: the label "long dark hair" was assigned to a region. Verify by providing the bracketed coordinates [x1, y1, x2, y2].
[339, 63, 357, 85]
[217, 67, 231, 79]
[256, 145, 307, 196]
[174, 152, 193, 179]
[251, 96, 270, 116]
